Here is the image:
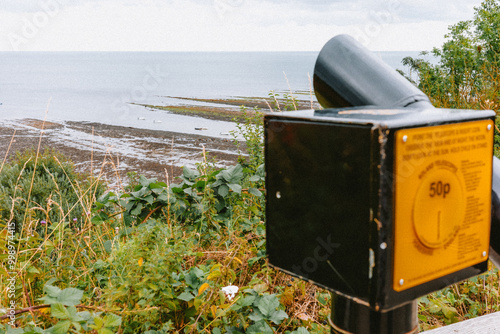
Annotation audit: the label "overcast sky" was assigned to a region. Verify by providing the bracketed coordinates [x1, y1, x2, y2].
[0, 0, 485, 52]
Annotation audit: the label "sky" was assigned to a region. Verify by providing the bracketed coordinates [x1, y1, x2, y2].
[0, 0, 486, 52]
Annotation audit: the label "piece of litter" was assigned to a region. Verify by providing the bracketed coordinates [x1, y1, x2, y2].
[221, 285, 239, 300]
[296, 313, 312, 321]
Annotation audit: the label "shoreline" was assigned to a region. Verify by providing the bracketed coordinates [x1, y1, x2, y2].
[0, 118, 242, 188]
[139, 93, 320, 122]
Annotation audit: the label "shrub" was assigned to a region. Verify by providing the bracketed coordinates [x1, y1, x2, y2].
[0, 148, 105, 236]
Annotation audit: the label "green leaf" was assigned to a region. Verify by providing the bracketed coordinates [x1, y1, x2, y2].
[46, 320, 71, 334]
[177, 292, 195, 302]
[139, 175, 157, 187]
[248, 310, 265, 322]
[246, 320, 273, 334]
[51, 303, 70, 319]
[269, 310, 288, 324]
[290, 328, 310, 334]
[317, 295, 326, 306]
[103, 240, 113, 254]
[218, 184, 229, 197]
[252, 283, 268, 294]
[183, 167, 199, 181]
[237, 295, 256, 307]
[91, 214, 104, 224]
[130, 202, 143, 216]
[103, 313, 122, 328]
[249, 175, 260, 182]
[256, 294, 280, 316]
[78, 310, 92, 321]
[27, 266, 40, 274]
[157, 193, 170, 202]
[44, 284, 62, 297]
[220, 165, 244, 184]
[72, 321, 82, 332]
[248, 188, 262, 196]
[228, 183, 242, 194]
[67, 306, 84, 322]
[131, 187, 149, 198]
[21, 327, 45, 334]
[39, 295, 59, 305]
[93, 316, 104, 329]
[418, 296, 430, 305]
[442, 305, 458, 319]
[57, 287, 83, 306]
[143, 195, 155, 205]
[429, 302, 442, 314]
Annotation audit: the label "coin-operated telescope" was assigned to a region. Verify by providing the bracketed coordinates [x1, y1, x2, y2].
[265, 34, 499, 333]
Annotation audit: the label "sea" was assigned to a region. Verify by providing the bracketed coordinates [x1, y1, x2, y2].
[0, 51, 423, 138]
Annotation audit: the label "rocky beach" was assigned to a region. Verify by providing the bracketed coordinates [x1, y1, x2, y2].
[0, 118, 241, 188]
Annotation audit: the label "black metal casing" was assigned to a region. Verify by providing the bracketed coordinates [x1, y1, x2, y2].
[265, 107, 495, 311]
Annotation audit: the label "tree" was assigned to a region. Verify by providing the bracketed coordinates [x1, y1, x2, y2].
[403, 0, 500, 111]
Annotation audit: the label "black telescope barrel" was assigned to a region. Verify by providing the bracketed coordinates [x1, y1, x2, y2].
[491, 158, 500, 267]
[313, 33, 500, 269]
[313, 34, 434, 110]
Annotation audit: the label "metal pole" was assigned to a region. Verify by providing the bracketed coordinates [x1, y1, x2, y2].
[329, 293, 418, 334]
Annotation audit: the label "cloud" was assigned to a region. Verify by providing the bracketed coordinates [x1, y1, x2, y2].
[392, 0, 480, 22]
[0, 0, 487, 52]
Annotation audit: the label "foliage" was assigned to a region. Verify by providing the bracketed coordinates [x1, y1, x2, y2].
[267, 91, 298, 112]
[230, 107, 265, 174]
[0, 282, 122, 334]
[93, 162, 265, 238]
[400, 0, 500, 154]
[93, 219, 297, 333]
[0, 148, 105, 236]
[0, 144, 328, 333]
[418, 266, 500, 330]
[402, 0, 500, 108]
[6, 68, 500, 332]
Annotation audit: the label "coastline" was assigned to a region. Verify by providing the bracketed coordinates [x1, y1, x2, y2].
[0, 119, 241, 188]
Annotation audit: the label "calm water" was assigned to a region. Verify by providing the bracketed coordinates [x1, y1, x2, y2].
[0, 51, 422, 136]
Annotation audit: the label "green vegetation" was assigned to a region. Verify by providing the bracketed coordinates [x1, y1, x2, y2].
[5, 90, 498, 333]
[401, 0, 500, 155]
[4, 1, 500, 331]
[0, 110, 330, 333]
[0, 148, 105, 237]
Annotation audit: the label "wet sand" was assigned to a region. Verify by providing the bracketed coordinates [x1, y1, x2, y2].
[0, 119, 241, 187]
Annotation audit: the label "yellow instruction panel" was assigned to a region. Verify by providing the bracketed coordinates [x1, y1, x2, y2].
[393, 120, 493, 292]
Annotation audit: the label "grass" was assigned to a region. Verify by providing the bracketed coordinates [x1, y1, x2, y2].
[1, 93, 500, 332]
[0, 112, 331, 333]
